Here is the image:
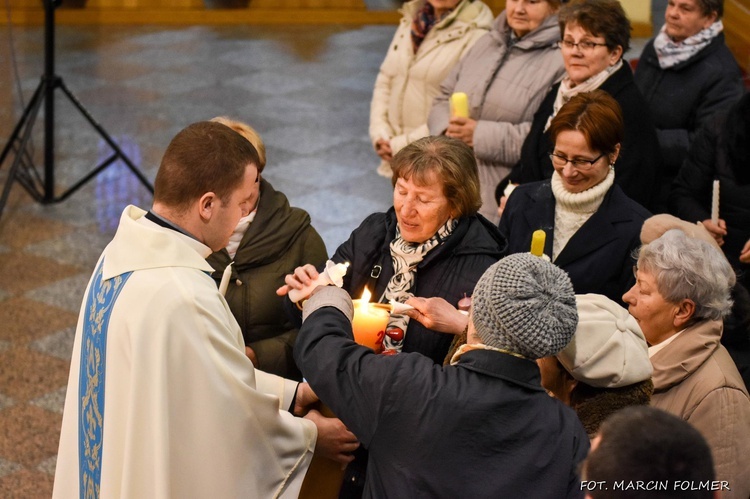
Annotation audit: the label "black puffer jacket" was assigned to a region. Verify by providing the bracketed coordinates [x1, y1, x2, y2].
[207, 179, 327, 378]
[634, 33, 743, 181]
[330, 208, 506, 365]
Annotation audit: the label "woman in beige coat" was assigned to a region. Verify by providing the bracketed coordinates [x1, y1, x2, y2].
[370, 0, 493, 178]
[623, 228, 750, 499]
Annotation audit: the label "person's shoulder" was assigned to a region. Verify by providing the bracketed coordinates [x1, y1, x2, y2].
[513, 180, 552, 198]
[607, 185, 652, 220]
[460, 214, 507, 254]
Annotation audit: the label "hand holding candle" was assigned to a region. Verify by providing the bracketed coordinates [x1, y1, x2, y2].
[450, 92, 469, 118]
[288, 260, 349, 303]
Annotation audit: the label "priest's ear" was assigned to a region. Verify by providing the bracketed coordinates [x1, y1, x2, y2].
[198, 192, 217, 221]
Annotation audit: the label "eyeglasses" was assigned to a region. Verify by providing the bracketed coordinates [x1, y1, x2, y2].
[549, 152, 605, 171]
[558, 39, 608, 52]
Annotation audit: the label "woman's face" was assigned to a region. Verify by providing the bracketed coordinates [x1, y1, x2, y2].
[506, 0, 556, 38]
[393, 170, 454, 244]
[664, 0, 717, 43]
[622, 268, 679, 346]
[562, 24, 623, 86]
[552, 130, 615, 193]
[428, 0, 462, 17]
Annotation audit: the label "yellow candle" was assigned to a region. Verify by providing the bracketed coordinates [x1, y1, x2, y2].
[531, 230, 546, 257]
[450, 92, 469, 118]
[352, 288, 390, 353]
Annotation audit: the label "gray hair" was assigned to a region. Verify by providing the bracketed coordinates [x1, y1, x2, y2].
[636, 229, 735, 320]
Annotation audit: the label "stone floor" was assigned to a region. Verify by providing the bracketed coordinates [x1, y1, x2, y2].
[0, 19, 651, 498]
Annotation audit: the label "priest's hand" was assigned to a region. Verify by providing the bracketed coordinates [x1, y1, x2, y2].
[245, 346, 258, 367]
[404, 297, 469, 335]
[293, 382, 320, 417]
[305, 409, 359, 465]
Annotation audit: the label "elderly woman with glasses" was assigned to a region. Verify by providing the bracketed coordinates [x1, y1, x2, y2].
[499, 90, 649, 303]
[623, 228, 750, 498]
[505, 0, 661, 212]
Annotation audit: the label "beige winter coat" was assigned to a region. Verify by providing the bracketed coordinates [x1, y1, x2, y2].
[369, 0, 493, 171]
[428, 11, 565, 223]
[650, 319, 750, 498]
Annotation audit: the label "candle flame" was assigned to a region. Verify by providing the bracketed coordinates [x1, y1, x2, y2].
[360, 287, 372, 302]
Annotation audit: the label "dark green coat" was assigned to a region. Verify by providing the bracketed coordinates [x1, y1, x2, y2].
[207, 179, 327, 379]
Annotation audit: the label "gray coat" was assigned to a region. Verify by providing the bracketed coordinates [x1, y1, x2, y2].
[428, 12, 565, 223]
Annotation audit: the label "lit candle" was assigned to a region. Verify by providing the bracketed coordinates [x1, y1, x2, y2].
[711, 179, 720, 225]
[450, 92, 469, 118]
[531, 230, 546, 257]
[352, 288, 390, 353]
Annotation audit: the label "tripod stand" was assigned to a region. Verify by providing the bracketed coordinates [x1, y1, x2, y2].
[0, 0, 153, 220]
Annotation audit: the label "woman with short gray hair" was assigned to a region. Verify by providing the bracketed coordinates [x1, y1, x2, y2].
[623, 228, 750, 498]
[636, 228, 734, 321]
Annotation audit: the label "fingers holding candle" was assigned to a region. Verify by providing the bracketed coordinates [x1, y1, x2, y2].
[699, 219, 727, 246]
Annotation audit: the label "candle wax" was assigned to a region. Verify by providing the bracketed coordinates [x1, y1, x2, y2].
[352, 300, 390, 353]
[450, 92, 469, 118]
[531, 230, 546, 257]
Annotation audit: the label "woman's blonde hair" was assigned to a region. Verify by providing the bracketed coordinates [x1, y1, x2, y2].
[210, 116, 267, 172]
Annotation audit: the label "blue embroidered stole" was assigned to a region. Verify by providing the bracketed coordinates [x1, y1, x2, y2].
[78, 260, 132, 499]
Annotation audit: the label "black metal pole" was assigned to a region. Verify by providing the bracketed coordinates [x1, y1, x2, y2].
[43, 0, 57, 203]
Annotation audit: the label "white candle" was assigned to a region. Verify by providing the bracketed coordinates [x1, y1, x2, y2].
[219, 262, 233, 296]
[711, 179, 720, 225]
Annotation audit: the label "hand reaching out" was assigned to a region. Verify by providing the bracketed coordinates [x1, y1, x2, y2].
[404, 297, 468, 335]
[276, 264, 319, 297]
[305, 409, 360, 465]
[293, 382, 320, 417]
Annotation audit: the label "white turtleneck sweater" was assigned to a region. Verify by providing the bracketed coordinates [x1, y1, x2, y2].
[551, 168, 615, 260]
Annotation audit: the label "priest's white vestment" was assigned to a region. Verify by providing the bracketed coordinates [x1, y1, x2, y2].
[53, 206, 316, 498]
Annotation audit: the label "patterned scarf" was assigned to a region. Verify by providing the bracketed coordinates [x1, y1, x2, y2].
[382, 218, 457, 353]
[653, 20, 723, 69]
[544, 60, 622, 132]
[411, 1, 451, 53]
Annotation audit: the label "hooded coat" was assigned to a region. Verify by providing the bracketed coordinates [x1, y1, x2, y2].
[207, 179, 327, 379]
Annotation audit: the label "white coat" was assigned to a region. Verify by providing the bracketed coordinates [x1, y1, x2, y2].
[369, 0, 494, 175]
[53, 206, 316, 499]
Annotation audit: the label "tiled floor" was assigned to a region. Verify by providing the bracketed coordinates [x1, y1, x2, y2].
[0, 18, 651, 497]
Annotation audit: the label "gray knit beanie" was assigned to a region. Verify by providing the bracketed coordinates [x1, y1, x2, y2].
[471, 253, 578, 359]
